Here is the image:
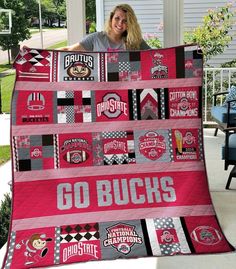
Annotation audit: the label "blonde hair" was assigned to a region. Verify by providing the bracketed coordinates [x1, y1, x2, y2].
[105, 4, 143, 50]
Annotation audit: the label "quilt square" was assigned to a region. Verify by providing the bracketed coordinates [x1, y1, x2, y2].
[59, 223, 101, 264]
[13, 48, 52, 82]
[15, 90, 55, 125]
[100, 220, 147, 259]
[134, 130, 171, 163]
[172, 128, 200, 161]
[140, 49, 176, 80]
[184, 216, 233, 254]
[102, 137, 129, 165]
[95, 90, 129, 122]
[58, 52, 99, 82]
[9, 228, 55, 268]
[58, 133, 93, 168]
[167, 87, 200, 119]
[16, 135, 55, 171]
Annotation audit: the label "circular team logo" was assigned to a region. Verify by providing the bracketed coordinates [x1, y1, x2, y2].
[31, 148, 42, 158]
[160, 230, 175, 243]
[67, 62, 91, 78]
[191, 226, 222, 245]
[184, 131, 196, 145]
[178, 97, 190, 111]
[117, 243, 130, 254]
[139, 131, 166, 160]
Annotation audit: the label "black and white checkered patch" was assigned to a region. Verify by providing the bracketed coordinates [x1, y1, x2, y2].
[119, 62, 131, 72]
[102, 131, 127, 139]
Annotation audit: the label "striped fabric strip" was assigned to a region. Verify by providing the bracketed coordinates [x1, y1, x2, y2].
[12, 205, 215, 232]
[14, 77, 202, 91]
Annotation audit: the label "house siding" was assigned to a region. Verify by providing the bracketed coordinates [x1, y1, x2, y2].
[101, 0, 236, 66]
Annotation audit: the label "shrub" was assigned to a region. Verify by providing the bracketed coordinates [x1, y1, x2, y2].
[0, 193, 11, 249]
[143, 33, 162, 49]
[184, 2, 236, 62]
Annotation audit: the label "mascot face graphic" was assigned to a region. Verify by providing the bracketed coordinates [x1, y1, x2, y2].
[67, 62, 91, 78]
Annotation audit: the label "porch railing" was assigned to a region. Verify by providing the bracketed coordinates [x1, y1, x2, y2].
[203, 67, 236, 125]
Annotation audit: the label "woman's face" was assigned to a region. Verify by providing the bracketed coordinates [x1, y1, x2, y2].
[111, 8, 128, 37]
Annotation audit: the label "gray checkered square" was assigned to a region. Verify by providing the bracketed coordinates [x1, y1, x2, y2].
[42, 146, 54, 158]
[31, 158, 43, 170]
[118, 52, 129, 62]
[102, 131, 127, 139]
[18, 148, 30, 159]
[130, 61, 141, 72]
[107, 62, 119, 72]
[66, 106, 74, 123]
[119, 62, 131, 72]
[160, 243, 181, 255]
[30, 135, 42, 146]
[154, 218, 174, 229]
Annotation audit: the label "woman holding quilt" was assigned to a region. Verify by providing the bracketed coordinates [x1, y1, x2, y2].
[60, 4, 150, 51]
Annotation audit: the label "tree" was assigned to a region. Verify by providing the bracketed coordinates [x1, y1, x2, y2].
[0, 0, 32, 63]
[24, 0, 40, 20]
[41, 0, 66, 27]
[184, 2, 236, 63]
[86, 0, 96, 22]
[0, 193, 11, 248]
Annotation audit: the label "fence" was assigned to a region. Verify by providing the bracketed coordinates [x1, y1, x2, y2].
[203, 67, 236, 125]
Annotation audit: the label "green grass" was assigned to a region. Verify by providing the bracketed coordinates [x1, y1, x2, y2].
[0, 40, 67, 114]
[0, 145, 11, 165]
[0, 64, 12, 73]
[47, 40, 67, 49]
[0, 73, 15, 113]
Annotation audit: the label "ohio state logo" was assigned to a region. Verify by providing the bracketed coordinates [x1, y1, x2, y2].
[185, 59, 193, 69]
[103, 223, 142, 254]
[183, 131, 196, 145]
[177, 97, 190, 111]
[139, 131, 166, 160]
[191, 226, 222, 245]
[160, 230, 175, 243]
[96, 93, 128, 118]
[31, 147, 42, 158]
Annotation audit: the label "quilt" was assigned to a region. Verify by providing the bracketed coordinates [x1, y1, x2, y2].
[2, 45, 234, 269]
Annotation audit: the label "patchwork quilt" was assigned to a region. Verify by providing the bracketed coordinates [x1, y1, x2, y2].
[2, 45, 234, 269]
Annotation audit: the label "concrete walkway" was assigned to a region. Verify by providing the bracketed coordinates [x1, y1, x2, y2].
[0, 114, 235, 269]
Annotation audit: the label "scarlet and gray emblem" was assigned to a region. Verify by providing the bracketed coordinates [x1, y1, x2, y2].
[151, 52, 168, 78]
[60, 138, 91, 164]
[139, 131, 166, 160]
[27, 92, 45, 110]
[183, 131, 196, 145]
[178, 97, 190, 111]
[64, 150, 88, 164]
[191, 226, 222, 245]
[103, 223, 142, 254]
[67, 62, 91, 78]
[160, 230, 175, 243]
[97, 93, 128, 118]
